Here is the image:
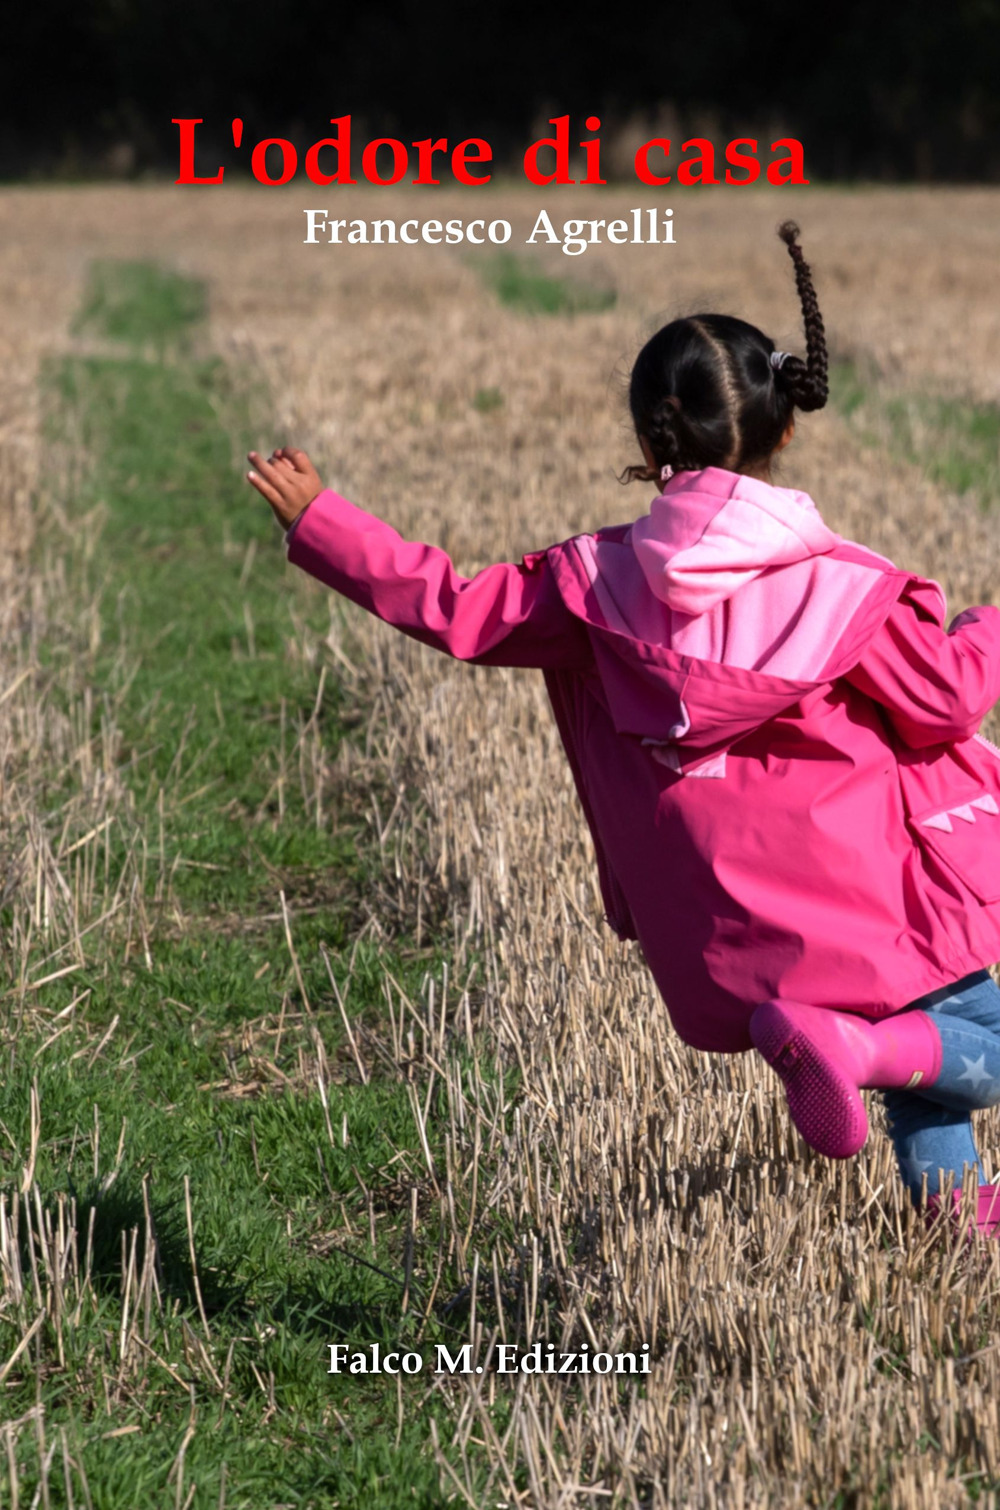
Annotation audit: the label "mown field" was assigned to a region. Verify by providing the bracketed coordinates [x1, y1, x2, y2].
[2, 184, 1000, 1508]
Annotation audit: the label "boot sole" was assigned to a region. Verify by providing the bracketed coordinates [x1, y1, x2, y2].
[749, 1000, 869, 1159]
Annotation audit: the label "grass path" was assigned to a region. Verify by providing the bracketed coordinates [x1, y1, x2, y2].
[0, 259, 484, 1508]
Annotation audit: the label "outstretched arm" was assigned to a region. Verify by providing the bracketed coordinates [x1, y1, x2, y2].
[246, 448, 590, 671]
[844, 581, 1000, 747]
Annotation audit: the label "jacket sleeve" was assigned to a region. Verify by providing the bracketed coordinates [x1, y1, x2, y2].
[843, 581, 1000, 748]
[284, 488, 591, 671]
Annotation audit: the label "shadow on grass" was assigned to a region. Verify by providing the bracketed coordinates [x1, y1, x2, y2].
[55, 1174, 246, 1315]
[19, 1174, 434, 1346]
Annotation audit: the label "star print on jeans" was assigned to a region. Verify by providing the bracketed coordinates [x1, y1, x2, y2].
[957, 1054, 994, 1093]
[900, 1144, 933, 1190]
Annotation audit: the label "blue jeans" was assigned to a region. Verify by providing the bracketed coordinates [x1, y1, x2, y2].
[882, 969, 1000, 1202]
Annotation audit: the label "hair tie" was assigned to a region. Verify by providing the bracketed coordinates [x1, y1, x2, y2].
[770, 350, 791, 370]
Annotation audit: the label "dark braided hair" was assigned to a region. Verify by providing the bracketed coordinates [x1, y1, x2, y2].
[622, 221, 829, 484]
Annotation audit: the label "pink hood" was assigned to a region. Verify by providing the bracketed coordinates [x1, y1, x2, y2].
[566, 467, 926, 767]
[630, 469, 840, 614]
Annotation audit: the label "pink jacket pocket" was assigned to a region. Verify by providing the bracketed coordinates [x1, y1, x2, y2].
[898, 743, 1000, 903]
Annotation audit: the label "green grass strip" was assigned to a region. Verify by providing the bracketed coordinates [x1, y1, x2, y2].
[72, 257, 206, 350]
[2, 260, 493, 1508]
[479, 251, 616, 314]
[831, 358, 1000, 508]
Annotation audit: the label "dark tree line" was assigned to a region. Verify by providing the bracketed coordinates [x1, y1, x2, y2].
[8, 1, 1000, 181]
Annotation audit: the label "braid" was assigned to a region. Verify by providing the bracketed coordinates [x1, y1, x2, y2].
[776, 220, 828, 413]
[644, 396, 683, 472]
[618, 394, 690, 483]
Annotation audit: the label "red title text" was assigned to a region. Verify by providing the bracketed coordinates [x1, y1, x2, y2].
[174, 116, 808, 188]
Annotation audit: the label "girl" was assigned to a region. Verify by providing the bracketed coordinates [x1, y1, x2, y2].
[246, 222, 1000, 1231]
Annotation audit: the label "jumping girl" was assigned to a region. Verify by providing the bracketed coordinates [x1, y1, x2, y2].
[246, 222, 1000, 1231]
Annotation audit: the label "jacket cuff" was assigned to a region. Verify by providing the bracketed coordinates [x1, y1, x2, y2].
[284, 513, 304, 547]
[284, 493, 323, 551]
[285, 486, 366, 563]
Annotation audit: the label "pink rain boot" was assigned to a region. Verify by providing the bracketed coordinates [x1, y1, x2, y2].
[926, 1185, 1000, 1238]
[749, 1000, 943, 1159]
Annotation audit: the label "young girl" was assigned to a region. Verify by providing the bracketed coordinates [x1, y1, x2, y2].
[246, 222, 1000, 1231]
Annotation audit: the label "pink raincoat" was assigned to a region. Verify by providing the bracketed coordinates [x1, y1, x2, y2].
[286, 467, 1000, 1053]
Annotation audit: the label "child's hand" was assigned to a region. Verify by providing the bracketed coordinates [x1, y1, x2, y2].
[246, 448, 324, 530]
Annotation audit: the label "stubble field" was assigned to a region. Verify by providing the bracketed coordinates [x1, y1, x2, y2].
[3, 183, 1000, 1508]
